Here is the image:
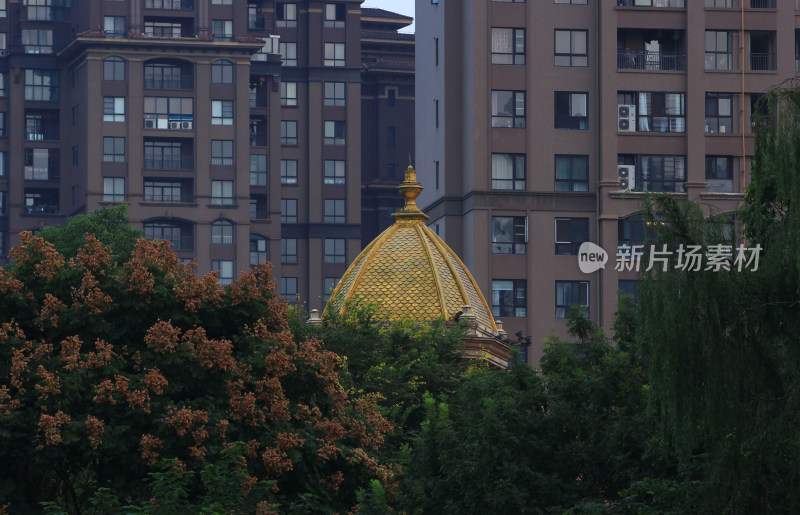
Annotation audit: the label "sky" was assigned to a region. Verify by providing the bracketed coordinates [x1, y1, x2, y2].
[363, 0, 415, 33]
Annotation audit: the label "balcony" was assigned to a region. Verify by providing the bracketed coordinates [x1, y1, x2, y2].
[750, 52, 776, 71]
[248, 14, 265, 30]
[24, 188, 59, 215]
[144, 0, 194, 9]
[250, 119, 268, 147]
[25, 112, 60, 141]
[618, 29, 686, 72]
[618, 50, 686, 71]
[143, 156, 193, 170]
[749, 0, 776, 7]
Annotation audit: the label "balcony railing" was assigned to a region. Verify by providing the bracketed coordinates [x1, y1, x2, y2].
[24, 168, 59, 181]
[144, 77, 193, 90]
[143, 194, 194, 203]
[250, 131, 267, 147]
[618, 50, 686, 71]
[749, 0, 776, 7]
[750, 52, 776, 71]
[144, 0, 194, 9]
[248, 15, 265, 29]
[25, 204, 59, 214]
[617, 0, 685, 6]
[143, 156, 194, 170]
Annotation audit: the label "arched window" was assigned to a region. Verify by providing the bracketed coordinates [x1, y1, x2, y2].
[211, 60, 234, 84]
[250, 235, 268, 266]
[211, 220, 234, 245]
[103, 57, 125, 81]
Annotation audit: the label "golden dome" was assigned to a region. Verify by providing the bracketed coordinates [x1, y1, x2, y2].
[325, 166, 498, 335]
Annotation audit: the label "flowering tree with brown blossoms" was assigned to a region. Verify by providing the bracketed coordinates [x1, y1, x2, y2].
[0, 219, 394, 513]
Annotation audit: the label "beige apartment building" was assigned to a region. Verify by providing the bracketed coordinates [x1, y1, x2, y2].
[415, 0, 795, 362]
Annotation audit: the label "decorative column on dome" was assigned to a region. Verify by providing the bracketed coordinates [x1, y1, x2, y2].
[392, 166, 430, 222]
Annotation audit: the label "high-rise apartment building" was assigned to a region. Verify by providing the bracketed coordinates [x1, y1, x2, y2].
[416, 0, 794, 362]
[0, 1, 414, 308]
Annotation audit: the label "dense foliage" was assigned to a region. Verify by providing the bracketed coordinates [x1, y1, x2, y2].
[0, 221, 393, 513]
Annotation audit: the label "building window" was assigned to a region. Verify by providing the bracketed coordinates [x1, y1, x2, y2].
[103, 57, 125, 81]
[623, 154, 686, 192]
[211, 60, 233, 84]
[0, 151, 7, 176]
[556, 281, 589, 319]
[211, 100, 233, 125]
[211, 20, 233, 41]
[705, 155, 733, 193]
[276, 3, 297, 27]
[103, 178, 125, 202]
[491, 90, 525, 128]
[554, 92, 588, 129]
[279, 42, 297, 66]
[0, 113, 5, 137]
[492, 280, 526, 318]
[25, 70, 59, 102]
[491, 154, 525, 190]
[324, 277, 339, 300]
[555, 0, 588, 3]
[491, 28, 525, 65]
[618, 280, 639, 304]
[144, 20, 183, 38]
[144, 179, 187, 203]
[144, 141, 190, 170]
[618, 215, 646, 247]
[619, 91, 685, 133]
[554, 29, 587, 66]
[324, 82, 345, 106]
[705, 31, 732, 70]
[103, 16, 126, 38]
[324, 43, 345, 67]
[23, 149, 57, 180]
[705, 93, 733, 133]
[281, 81, 297, 106]
[212, 0, 233, 4]
[250, 235, 268, 266]
[212, 260, 234, 286]
[0, 0, 6, 17]
[144, 61, 191, 90]
[387, 126, 396, 146]
[211, 180, 234, 205]
[103, 97, 125, 122]
[144, 220, 192, 251]
[280, 277, 298, 301]
[211, 140, 233, 166]
[705, 0, 732, 6]
[211, 220, 234, 245]
[324, 120, 345, 145]
[555, 218, 589, 255]
[324, 4, 346, 28]
[281, 160, 298, 184]
[492, 216, 527, 254]
[0, 72, 6, 97]
[103, 137, 125, 162]
[324, 238, 346, 263]
[388, 88, 396, 107]
[143, 97, 194, 128]
[21, 29, 53, 53]
[281, 198, 298, 223]
[0, 192, 4, 215]
[324, 199, 345, 223]
[324, 160, 345, 184]
[250, 155, 267, 186]
[281, 238, 298, 262]
[555, 155, 589, 192]
[281, 120, 298, 145]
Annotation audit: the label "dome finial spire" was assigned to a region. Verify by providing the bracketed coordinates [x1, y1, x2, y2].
[392, 165, 429, 222]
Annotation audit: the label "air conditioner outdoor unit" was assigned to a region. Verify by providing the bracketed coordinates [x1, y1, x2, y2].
[180, 120, 193, 129]
[144, 119, 156, 129]
[618, 104, 636, 132]
[168, 121, 181, 130]
[618, 165, 636, 191]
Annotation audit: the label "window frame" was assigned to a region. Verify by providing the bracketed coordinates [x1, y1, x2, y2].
[491, 90, 526, 128]
[103, 57, 125, 81]
[211, 100, 234, 125]
[555, 217, 589, 255]
[103, 177, 125, 202]
[281, 198, 298, 223]
[281, 159, 298, 184]
[211, 220, 234, 245]
[324, 43, 345, 67]
[324, 160, 346, 184]
[491, 27, 526, 65]
[250, 155, 267, 186]
[281, 120, 298, 145]
[324, 120, 346, 145]
[211, 60, 234, 84]
[211, 140, 234, 166]
[281, 238, 298, 263]
[324, 238, 346, 263]
[281, 81, 298, 106]
[554, 29, 588, 67]
[211, 180, 234, 205]
[554, 91, 588, 130]
[103, 97, 125, 122]
[705, 30, 733, 70]
[103, 136, 125, 162]
[491, 216, 528, 254]
[554, 155, 589, 192]
[324, 82, 346, 106]
[324, 199, 346, 223]
[555, 281, 589, 319]
[705, 93, 733, 133]
[491, 153, 526, 190]
[212, 260, 234, 285]
[492, 279, 527, 318]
